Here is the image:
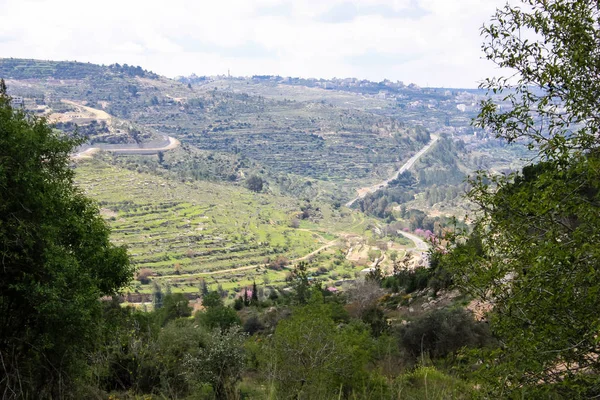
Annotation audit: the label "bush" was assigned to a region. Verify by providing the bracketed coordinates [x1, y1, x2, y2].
[196, 306, 241, 332]
[158, 293, 192, 325]
[399, 308, 493, 361]
[243, 315, 264, 335]
[267, 255, 289, 271]
[245, 175, 264, 192]
[382, 267, 430, 293]
[136, 268, 154, 284]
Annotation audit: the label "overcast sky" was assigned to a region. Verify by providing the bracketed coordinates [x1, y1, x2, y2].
[0, 0, 509, 88]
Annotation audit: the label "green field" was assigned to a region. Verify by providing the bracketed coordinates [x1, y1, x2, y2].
[75, 159, 376, 296]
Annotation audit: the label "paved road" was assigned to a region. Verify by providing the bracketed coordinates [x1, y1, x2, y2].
[73, 136, 180, 159]
[398, 230, 429, 251]
[345, 135, 440, 207]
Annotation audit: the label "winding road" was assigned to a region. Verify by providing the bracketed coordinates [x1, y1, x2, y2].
[57, 99, 181, 160]
[345, 135, 439, 207]
[398, 230, 429, 251]
[73, 136, 180, 159]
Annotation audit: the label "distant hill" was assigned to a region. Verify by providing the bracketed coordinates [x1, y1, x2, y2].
[0, 58, 158, 80]
[0, 58, 527, 205]
[0, 58, 431, 186]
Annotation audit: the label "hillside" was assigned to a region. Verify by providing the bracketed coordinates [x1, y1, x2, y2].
[74, 157, 415, 300]
[1, 58, 433, 189]
[1, 58, 527, 198]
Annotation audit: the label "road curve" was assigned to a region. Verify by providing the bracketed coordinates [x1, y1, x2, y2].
[346, 135, 440, 207]
[398, 230, 429, 251]
[73, 136, 180, 159]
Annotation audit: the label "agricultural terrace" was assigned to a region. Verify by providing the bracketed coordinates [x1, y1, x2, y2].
[74, 159, 385, 297]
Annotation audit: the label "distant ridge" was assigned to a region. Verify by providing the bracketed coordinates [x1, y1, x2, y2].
[0, 58, 158, 80]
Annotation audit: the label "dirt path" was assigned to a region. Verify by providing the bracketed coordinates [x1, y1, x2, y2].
[293, 241, 338, 262]
[175, 239, 339, 278]
[346, 135, 440, 207]
[349, 213, 366, 231]
[61, 99, 112, 123]
[296, 228, 331, 244]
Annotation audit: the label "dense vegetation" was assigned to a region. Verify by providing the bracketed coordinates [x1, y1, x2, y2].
[0, 58, 158, 80]
[437, 0, 600, 396]
[0, 80, 487, 399]
[3, 0, 600, 398]
[0, 81, 133, 398]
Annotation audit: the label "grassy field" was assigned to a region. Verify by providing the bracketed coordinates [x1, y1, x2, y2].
[74, 158, 379, 297]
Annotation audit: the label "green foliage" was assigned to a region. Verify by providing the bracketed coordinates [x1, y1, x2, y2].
[202, 290, 224, 308]
[245, 174, 264, 192]
[233, 296, 245, 310]
[394, 366, 477, 399]
[441, 0, 600, 394]
[383, 267, 430, 294]
[251, 280, 259, 306]
[185, 326, 247, 400]
[360, 305, 389, 337]
[92, 304, 161, 394]
[0, 81, 133, 397]
[196, 304, 241, 332]
[259, 294, 373, 398]
[399, 308, 493, 362]
[243, 314, 265, 335]
[157, 293, 192, 325]
[153, 319, 206, 396]
[152, 282, 164, 310]
[92, 303, 248, 399]
[383, 252, 452, 294]
[0, 59, 158, 80]
[288, 261, 311, 305]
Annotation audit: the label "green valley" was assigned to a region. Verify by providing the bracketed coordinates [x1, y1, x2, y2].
[74, 157, 392, 300]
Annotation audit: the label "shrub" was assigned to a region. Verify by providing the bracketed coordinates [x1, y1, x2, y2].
[399, 308, 493, 361]
[136, 268, 154, 284]
[243, 315, 264, 335]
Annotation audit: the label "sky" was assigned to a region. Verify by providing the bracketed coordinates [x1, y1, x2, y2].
[0, 0, 510, 88]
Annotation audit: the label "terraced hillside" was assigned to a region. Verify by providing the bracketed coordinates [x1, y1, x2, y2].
[2, 58, 430, 187]
[74, 159, 376, 296]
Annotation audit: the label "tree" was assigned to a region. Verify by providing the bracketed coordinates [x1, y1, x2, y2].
[152, 282, 164, 310]
[245, 175, 264, 192]
[158, 293, 192, 325]
[199, 278, 209, 297]
[443, 1, 600, 396]
[399, 308, 492, 362]
[243, 289, 249, 306]
[251, 280, 259, 306]
[184, 326, 246, 400]
[196, 291, 241, 332]
[201, 290, 223, 308]
[288, 261, 310, 305]
[260, 294, 372, 398]
[0, 81, 133, 397]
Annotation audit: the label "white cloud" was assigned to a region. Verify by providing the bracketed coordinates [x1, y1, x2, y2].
[0, 0, 508, 87]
